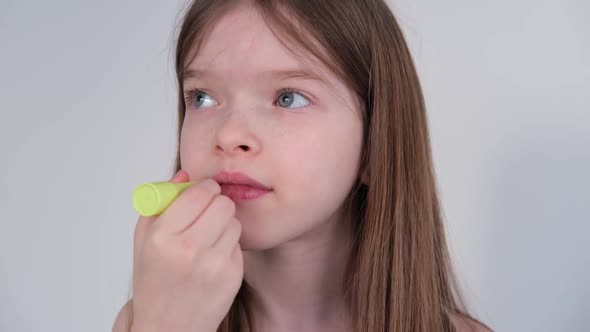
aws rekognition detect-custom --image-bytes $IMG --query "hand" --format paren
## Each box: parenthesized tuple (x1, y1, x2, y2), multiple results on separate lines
(129, 170, 243, 332)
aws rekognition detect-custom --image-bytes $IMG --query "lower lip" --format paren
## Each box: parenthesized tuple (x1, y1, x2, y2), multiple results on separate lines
(220, 184, 271, 201)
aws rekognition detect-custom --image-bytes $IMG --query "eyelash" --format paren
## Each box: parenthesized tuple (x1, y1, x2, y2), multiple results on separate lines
(182, 87, 311, 108)
(182, 88, 202, 106)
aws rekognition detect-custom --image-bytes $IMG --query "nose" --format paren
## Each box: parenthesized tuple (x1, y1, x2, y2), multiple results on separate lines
(215, 112, 261, 157)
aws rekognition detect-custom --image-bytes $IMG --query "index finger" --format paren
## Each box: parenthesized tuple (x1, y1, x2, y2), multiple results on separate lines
(133, 170, 189, 260)
(152, 178, 221, 235)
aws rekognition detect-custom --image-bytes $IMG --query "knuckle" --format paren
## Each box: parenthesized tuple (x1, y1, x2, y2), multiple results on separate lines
(145, 231, 166, 251)
(178, 236, 196, 253)
(177, 236, 202, 258)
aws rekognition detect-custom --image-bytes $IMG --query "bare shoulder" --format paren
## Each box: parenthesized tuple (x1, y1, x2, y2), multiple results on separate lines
(449, 313, 493, 332)
(112, 300, 133, 332)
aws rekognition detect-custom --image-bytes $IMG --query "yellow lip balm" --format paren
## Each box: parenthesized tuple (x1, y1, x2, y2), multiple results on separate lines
(133, 181, 193, 216)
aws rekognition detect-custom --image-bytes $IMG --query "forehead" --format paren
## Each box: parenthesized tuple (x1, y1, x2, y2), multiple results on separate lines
(186, 4, 328, 82)
(183, 3, 361, 113)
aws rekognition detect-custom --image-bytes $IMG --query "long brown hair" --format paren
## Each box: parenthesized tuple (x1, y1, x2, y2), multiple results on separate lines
(169, 0, 490, 331)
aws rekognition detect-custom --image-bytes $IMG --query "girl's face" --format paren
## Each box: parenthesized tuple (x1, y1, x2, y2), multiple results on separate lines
(180, 3, 363, 250)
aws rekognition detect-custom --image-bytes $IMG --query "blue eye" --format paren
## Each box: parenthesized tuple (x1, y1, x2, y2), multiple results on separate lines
(183, 88, 311, 110)
(276, 88, 310, 109)
(184, 89, 217, 109)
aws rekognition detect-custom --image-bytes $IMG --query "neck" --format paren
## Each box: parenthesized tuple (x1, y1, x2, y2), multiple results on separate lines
(242, 213, 353, 332)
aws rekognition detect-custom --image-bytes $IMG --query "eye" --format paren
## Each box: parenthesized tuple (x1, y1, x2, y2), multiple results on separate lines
(183, 88, 311, 110)
(276, 88, 310, 109)
(183, 89, 218, 109)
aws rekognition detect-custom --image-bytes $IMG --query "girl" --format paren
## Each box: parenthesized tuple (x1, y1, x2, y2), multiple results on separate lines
(114, 0, 492, 331)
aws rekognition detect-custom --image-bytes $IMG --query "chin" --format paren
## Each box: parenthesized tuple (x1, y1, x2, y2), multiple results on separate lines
(238, 226, 291, 251)
(238, 234, 276, 251)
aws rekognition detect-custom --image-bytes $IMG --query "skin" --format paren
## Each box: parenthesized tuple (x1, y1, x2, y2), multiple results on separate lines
(179, 1, 364, 331)
(113, 1, 492, 331)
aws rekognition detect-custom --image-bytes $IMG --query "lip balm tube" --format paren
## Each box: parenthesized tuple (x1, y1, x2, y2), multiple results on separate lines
(133, 181, 193, 217)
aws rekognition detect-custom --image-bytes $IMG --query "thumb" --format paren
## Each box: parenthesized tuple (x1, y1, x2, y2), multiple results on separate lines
(170, 169, 190, 183)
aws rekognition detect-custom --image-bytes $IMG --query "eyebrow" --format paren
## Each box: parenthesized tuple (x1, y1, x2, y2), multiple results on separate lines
(182, 68, 331, 87)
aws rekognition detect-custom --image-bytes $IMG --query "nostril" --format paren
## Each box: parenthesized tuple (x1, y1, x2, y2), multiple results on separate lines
(239, 145, 250, 151)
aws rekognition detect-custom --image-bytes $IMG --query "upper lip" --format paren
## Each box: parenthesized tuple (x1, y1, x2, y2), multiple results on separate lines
(213, 171, 272, 190)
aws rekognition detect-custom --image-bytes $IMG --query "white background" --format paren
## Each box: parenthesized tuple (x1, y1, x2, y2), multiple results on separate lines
(1, 0, 588, 331)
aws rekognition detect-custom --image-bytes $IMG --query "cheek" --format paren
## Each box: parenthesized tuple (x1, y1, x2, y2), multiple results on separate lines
(179, 119, 213, 168)
(279, 120, 363, 203)
(179, 125, 194, 166)
(278, 131, 325, 187)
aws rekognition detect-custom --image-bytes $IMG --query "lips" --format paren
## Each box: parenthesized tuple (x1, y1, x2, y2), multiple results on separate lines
(213, 171, 272, 201)
(212, 171, 270, 189)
